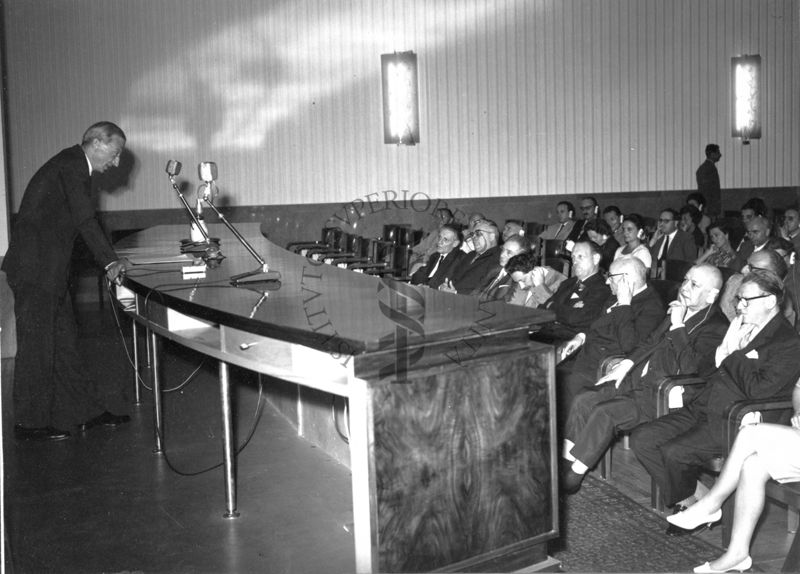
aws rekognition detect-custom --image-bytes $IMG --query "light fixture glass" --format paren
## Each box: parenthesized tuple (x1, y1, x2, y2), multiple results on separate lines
(731, 55, 761, 143)
(381, 52, 419, 145)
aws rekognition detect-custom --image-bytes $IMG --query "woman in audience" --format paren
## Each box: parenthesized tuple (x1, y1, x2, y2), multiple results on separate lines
(696, 221, 742, 272)
(667, 382, 800, 573)
(613, 213, 652, 272)
(680, 204, 706, 250)
(584, 218, 619, 271)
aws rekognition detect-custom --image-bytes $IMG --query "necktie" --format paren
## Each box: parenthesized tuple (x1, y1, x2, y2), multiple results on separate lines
(555, 223, 565, 238)
(428, 253, 445, 278)
(659, 235, 670, 262)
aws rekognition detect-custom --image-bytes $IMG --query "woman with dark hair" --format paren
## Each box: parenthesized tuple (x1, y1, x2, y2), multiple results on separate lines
(696, 221, 742, 272)
(584, 218, 619, 271)
(613, 213, 652, 272)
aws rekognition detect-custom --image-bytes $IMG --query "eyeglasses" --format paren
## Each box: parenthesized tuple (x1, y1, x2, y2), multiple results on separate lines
(606, 272, 627, 281)
(658, 218, 674, 223)
(734, 293, 773, 307)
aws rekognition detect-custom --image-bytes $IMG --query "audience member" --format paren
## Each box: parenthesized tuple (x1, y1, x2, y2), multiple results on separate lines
(737, 215, 771, 261)
(501, 219, 525, 243)
(440, 220, 501, 294)
(459, 212, 486, 254)
(603, 206, 625, 247)
(408, 208, 454, 274)
(566, 197, 599, 244)
(696, 221, 743, 272)
(740, 197, 767, 224)
(539, 201, 576, 242)
(614, 213, 652, 271)
(667, 381, 800, 573)
(555, 257, 664, 421)
(649, 208, 699, 276)
(409, 224, 464, 289)
(780, 207, 800, 255)
(584, 219, 620, 272)
(476, 234, 529, 302)
(561, 264, 727, 494)
(507, 251, 567, 308)
(719, 249, 789, 322)
(680, 204, 705, 250)
(535, 241, 611, 343)
(696, 144, 721, 195)
(631, 270, 800, 514)
(686, 192, 712, 237)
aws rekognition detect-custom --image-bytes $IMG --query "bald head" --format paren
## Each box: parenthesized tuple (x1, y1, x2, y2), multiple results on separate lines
(609, 257, 647, 290)
(678, 264, 723, 311)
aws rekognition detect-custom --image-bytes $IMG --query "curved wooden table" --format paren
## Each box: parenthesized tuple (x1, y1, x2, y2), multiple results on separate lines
(115, 223, 559, 573)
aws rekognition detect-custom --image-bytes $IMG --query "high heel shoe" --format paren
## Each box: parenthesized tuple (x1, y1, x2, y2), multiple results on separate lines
(693, 555, 752, 573)
(666, 507, 722, 531)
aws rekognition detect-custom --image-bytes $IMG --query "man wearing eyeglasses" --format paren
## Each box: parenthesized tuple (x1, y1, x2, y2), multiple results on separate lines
(555, 256, 664, 425)
(649, 208, 699, 277)
(631, 270, 800, 515)
(439, 220, 501, 294)
(561, 264, 728, 495)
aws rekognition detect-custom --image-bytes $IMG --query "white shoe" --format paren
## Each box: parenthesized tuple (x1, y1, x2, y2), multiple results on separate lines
(693, 556, 752, 573)
(666, 507, 722, 531)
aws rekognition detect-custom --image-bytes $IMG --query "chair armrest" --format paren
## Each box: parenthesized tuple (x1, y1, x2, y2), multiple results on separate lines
(724, 397, 793, 452)
(597, 354, 625, 379)
(655, 375, 704, 417)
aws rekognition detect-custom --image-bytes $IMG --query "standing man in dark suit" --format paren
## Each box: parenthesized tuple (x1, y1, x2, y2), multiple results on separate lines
(649, 208, 699, 277)
(695, 143, 721, 195)
(631, 270, 800, 511)
(439, 220, 501, 295)
(555, 257, 665, 421)
(3, 122, 132, 441)
(409, 224, 464, 289)
(561, 264, 728, 493)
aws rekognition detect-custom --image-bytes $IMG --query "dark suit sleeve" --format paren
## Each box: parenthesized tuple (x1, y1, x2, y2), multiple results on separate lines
(545, 280, 610, 333)
(606, 294, 664, 355)
(721, 332, 800, 399)
(660, 318, 728, 378)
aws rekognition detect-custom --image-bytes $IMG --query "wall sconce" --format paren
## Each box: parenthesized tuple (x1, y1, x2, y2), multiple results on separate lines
(731, 55, 761, 144)
(381, 51, 419, 145)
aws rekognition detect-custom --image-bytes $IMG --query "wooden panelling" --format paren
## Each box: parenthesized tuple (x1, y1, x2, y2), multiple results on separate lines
(2, 0, 798, 213)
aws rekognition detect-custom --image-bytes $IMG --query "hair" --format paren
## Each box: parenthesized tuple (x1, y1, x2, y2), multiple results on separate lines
(81, 121, 126, 146)
(741, 197, 767, 217)
(705, 143, 720, 157)
(741, 269, 785, 305)
(505, 251, 538, 275)
(686, 192, 706, 210)
(439, 224, 461, 240)
(584, 218, 613, 237)
(557, 200, 575, 214)
(748, 248, 788, 280)
(582, 196, 599, 208)
(610, 256, 647, 285)
(679, 204, 702, 225)
(502, 234, 530, 252)
(624, 213, 645, 231)
(692, 263, 724, 291)
(505, 218, 525, 227)
(602, 205, 622, 218)
(707, 220, 731, 241)
(435, 208, 454, 220)
(660, 208, 680, 221)
(574, 239, 603, 259)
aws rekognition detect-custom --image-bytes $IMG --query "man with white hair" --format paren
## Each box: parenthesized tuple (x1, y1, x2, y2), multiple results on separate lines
(556, 257, 664, 422)
(561, 264, 728, 494)
(440, 220, 501, 294)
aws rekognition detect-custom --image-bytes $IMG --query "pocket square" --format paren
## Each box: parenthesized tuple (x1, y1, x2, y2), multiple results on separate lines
(745, 349, 759, 359)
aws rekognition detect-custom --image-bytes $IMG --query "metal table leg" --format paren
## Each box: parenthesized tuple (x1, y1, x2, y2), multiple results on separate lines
(219, 361, 239, 519)
(132, 321, 141, 405)
(150, 330, 164, 454)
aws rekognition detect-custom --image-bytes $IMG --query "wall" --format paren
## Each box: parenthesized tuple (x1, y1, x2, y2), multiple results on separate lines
(2, 0, 799, 216)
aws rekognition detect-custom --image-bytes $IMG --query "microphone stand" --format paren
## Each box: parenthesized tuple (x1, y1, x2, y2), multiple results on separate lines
(169, 174, 211, 243)
(201, 196, 279, 285)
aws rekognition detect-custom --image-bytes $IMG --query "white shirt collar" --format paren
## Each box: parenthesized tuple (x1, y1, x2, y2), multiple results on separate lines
(84, 151, 93, 176)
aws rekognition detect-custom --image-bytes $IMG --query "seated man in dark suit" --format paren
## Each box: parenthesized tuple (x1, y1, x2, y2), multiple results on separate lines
(439, 220, 501, 295)
(533, 240, 611, 344)
(556, 256, 665, 422)
(476, 235, 529, 302)
(561, 264, 728, 494)
(409, 224, 464, 289)
(631, 270, 800, 515)
(649, 208, 699, 277)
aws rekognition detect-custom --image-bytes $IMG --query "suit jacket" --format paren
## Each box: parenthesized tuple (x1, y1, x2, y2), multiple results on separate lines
(539, 220, 575, 241)
(449, 245, 502, 294)
(2, 145, 116, 292)
(696, 159, 720, 193)
(570, 285, 666, 379)
(410, 249, 464, 289)
(540, 273, 611, 339)
(566, 219, 591, 243)
(476, 268, 514, 302)
(649, 229, 698, 264)
(689, 314, 800, 442)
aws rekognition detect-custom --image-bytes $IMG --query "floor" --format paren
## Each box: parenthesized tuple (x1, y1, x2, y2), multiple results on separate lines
(2, 293, 796, 573)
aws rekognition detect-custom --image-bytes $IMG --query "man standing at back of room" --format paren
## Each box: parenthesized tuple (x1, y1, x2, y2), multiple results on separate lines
(696, 143, 721, 196)
(3, 121, 132, 441)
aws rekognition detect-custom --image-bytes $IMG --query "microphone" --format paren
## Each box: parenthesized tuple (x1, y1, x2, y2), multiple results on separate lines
(165, 159, 182, 177)
(199, 161, 217, 183)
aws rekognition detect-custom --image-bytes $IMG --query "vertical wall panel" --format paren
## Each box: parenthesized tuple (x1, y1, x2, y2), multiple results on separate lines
(2, 0, 798, 213)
